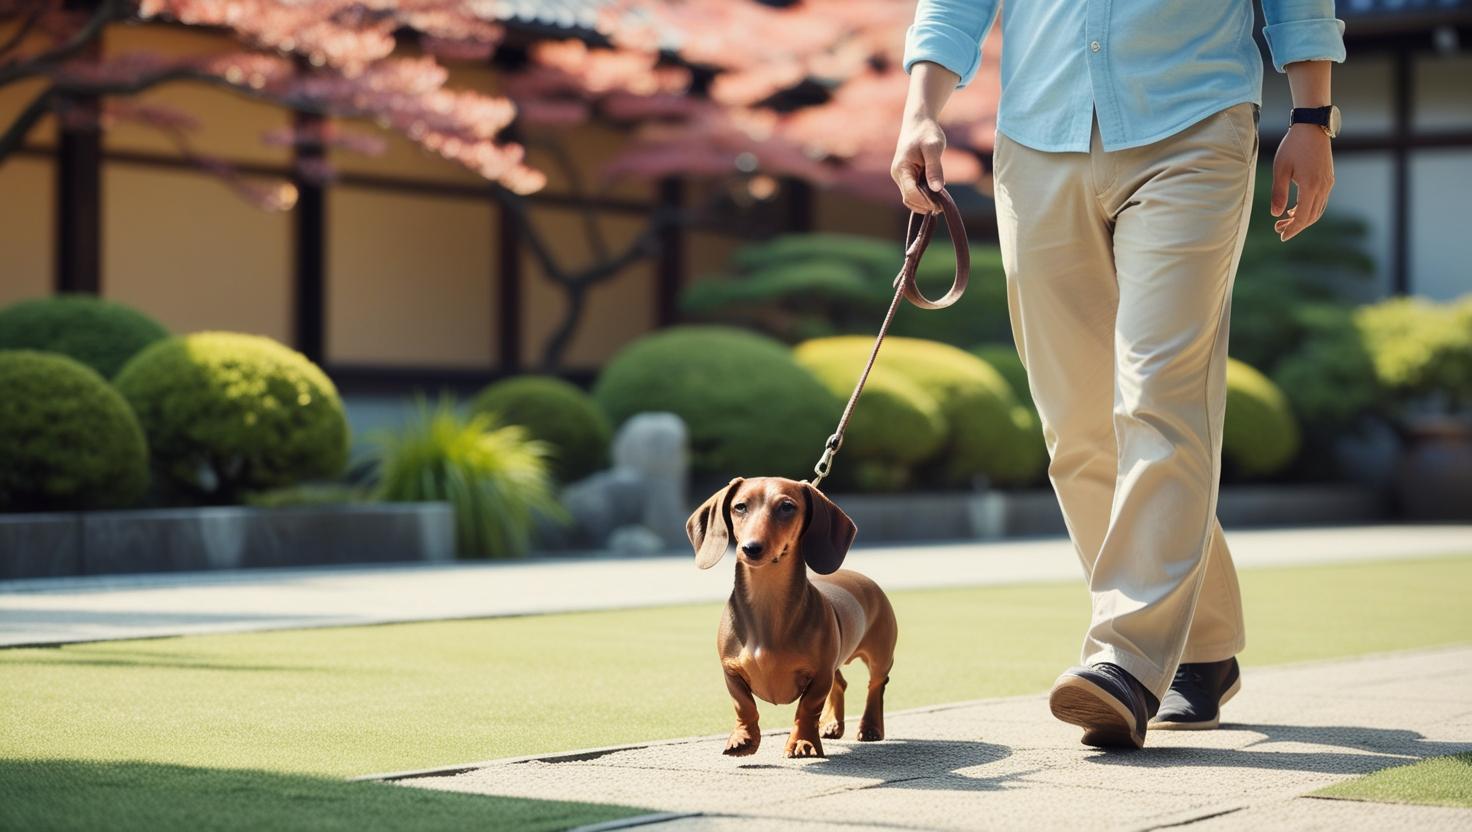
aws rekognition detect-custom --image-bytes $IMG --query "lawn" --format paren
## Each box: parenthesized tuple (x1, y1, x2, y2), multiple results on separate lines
(1313, 752, 1472, 808)
(2, 555, 1470, 830)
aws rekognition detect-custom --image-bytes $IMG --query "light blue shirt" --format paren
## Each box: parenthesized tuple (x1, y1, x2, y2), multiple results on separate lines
(903, 0, 1347, 152)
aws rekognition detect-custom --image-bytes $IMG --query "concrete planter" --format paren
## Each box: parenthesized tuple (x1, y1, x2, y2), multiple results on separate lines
(830, 484, 1388, 544)
(0, 503, 455, 581)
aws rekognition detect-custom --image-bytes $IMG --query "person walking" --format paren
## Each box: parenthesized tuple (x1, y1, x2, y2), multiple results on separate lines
(893, 0, 1344, 748)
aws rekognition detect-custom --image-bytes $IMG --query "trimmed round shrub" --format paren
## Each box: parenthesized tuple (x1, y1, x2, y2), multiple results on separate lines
(1271, 304, 1381, 434)
(471, 375, 612, 483)
(796, 336, 1044, 487)
(1223, 358, 1301, 477)
(970, 343, 1033, 403)
(114, 332, 349, 502)
(592, 326, 838, 480)
(0, 350, 148, 511)
(1355, 296, 1472, 412)
(0, 295, 169, 379)
(794, 343, 947, 492)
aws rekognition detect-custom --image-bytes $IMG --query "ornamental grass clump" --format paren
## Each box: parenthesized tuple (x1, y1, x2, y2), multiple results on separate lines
(372, 398, 565, 558)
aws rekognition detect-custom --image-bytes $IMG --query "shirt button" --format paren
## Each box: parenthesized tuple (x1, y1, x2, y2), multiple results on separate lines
(1090, 40, 1101, 53)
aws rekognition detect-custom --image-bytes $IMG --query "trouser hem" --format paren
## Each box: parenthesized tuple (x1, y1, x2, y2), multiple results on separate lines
(1082, 645, 1170, 701)
(1180, 638, 1246, 665)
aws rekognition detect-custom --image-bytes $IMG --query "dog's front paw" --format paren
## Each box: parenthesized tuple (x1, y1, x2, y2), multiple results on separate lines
(724, 726, 760, 756)
(820, 720, 844, 739)
(784, 735, 825, 758)
(856, 720, 884, 742)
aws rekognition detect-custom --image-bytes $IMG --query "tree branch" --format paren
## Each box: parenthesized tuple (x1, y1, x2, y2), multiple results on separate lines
(0, 84, 53, 163)
(524, 135, 610, 261)
(0, 5, 45, 65)
(0, 0, 124, 89)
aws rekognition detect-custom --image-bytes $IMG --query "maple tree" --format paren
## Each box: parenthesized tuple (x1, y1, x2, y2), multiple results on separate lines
(0, 0, 1000, 366)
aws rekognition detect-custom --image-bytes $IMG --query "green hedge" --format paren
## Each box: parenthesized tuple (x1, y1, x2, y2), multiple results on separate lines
(0, 351, 148, 511)
(471, 376, 611, 483)
(1223, 358, 1300, 477)
(0, 295, 168, 378)
(1271, 304, 1381, 434)
(114, 332, 349, 502)
(592, 326, 837, 480)
(793, 343, 947, 491)
(1355, 296, 1472, 411)
(796, 336, 1045, 487)
(683, 233, 1014, 347)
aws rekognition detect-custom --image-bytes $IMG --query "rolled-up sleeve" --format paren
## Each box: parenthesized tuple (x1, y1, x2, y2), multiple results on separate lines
(1261, 0, 1347, 72)
(902, 0, 999, 89)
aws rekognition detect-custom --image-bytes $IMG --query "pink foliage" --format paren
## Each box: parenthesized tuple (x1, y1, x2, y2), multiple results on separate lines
(3, 0, 1001, 201)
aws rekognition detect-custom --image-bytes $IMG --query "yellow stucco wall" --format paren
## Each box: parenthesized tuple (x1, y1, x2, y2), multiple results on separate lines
(327, 187, 498, 367)
(102, 164, 292, 341)
(0, 156, 54, 306)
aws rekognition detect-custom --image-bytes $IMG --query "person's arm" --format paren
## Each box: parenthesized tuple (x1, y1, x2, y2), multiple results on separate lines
(1260, 0, 1347, 241)
(892, 0, 999, 214)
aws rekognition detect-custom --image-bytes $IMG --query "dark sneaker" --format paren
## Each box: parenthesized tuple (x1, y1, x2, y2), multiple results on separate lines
(1049, 663, 1160, 749)
(1151, 657, 1242, 731)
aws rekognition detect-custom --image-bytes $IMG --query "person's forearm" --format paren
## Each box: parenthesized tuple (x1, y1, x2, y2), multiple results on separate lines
(904, 61, 961, 122)
(1284, 60, 1332, 108)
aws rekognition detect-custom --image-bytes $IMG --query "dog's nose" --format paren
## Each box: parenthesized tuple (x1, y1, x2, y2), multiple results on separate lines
(740, 541, 765, 558)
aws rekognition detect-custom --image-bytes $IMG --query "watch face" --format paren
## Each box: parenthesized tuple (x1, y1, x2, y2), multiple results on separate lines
(1328, 106, 1342, 138)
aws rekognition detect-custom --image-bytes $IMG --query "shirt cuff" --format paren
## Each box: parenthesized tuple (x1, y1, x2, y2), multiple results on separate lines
(903, 21, 984, 88)
(1262, 18, 1347, 72)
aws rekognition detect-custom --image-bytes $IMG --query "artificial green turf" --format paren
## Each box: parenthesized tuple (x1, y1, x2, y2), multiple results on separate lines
(0, 760, 649, 832)
(1313, 753, 1472, 808)
(2, 555, 1469, 830)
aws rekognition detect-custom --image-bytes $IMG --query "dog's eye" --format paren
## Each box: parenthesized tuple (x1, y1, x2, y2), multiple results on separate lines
(778, 501, 797, 514)
(732, 502, 747, 513)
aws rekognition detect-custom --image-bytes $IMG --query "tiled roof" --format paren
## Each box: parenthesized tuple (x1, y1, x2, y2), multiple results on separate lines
(1337, 0, 1470, 16)
(489, 0, 612, 32)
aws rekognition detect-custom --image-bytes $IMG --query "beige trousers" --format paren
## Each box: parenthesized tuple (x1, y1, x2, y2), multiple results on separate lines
(993, 103, 1256, 698)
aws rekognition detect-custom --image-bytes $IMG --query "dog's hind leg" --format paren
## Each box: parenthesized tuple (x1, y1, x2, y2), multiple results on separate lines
(820, 668, 847, 739)
(857, 656, 891, 742)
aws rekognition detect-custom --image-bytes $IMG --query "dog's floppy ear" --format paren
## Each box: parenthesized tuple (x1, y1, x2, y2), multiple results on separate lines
(688, 478, 742, 569)
(800, 483, 857, 575)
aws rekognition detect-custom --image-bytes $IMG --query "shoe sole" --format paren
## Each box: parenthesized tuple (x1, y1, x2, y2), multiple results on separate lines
(1149, 674, 1243, 732)
(1049, 675, 1144, 749)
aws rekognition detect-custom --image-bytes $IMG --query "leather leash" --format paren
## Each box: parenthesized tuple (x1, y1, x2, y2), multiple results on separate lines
(809, 187, 970, 489)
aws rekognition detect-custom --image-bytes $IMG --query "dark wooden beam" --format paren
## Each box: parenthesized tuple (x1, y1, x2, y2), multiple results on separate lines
(1391, 45, 1413, 296)
(292, 110, 326, 362)
(656, 177, 684, 326)
(785, 178, 815, 234)
(54, 85, 102, 293)
(497, 201, 523, 373)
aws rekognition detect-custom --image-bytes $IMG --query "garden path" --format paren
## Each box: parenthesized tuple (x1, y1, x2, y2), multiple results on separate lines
(388, 645, 1472, 832)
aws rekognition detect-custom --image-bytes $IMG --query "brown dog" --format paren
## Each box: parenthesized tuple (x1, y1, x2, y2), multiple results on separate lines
(687, 476, 898, 758)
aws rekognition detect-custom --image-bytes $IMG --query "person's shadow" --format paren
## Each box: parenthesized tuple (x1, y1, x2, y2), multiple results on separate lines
(1082, 723, 1472, 775)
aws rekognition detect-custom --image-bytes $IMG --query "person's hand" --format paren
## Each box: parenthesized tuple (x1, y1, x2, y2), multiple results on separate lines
(1271, 124, 1335, 242)
(891, 112, 947, 215)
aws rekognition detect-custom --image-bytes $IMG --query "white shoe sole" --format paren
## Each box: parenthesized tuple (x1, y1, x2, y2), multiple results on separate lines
(1149, 674, 1242, 731)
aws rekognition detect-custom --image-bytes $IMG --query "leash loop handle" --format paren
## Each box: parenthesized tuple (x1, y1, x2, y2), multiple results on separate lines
(808, 186, 969, 490)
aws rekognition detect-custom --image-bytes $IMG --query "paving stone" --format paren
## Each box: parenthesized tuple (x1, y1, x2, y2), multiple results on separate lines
(396, 647, 1472, 832)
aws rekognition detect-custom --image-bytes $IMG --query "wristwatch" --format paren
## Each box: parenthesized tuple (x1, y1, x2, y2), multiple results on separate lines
(1290, 105, 1341, 139)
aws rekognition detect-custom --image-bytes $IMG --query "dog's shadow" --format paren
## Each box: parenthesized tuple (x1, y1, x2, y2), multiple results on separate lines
(736, 738, 1029, 792)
